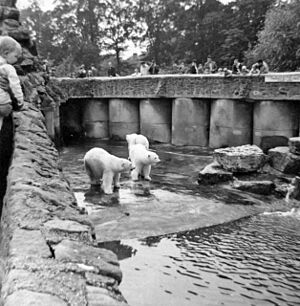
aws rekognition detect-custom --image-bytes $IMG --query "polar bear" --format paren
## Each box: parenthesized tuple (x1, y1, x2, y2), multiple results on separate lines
(126, 133, 149, 161)
(129, 144, 160, 181)
(84, 147, 132, 194)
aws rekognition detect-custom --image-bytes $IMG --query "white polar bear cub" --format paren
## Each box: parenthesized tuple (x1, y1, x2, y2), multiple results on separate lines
(126, 133, 149, 161)
(84, 147, 132, 194)
(130, 144, 160, 181)
(126, 133, 149, 150)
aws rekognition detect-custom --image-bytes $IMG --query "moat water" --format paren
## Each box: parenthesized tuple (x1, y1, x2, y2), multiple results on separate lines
(60, 140, 300, 306)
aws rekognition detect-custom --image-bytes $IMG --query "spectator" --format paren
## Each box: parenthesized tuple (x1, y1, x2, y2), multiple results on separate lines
(91, 65, 97, 76)
(42, 59, 50, 74)
(189, 60, 198, 74)
(149, 59, 159, 75)
(241, 65, 250, 75)
(232, 59, 242, 74)
(250, 59, 269, 75)
(204, 55, 217, 74)
(131, 68, 141, 76)
(140, 61, 150, 76)
(77, 64, 86, 78)
(197, 63, 204, 74)
(107, 62, 117, 77)
(178, 62, 186, 74)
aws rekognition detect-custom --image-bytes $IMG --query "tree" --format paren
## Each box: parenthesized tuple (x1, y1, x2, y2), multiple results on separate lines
(245, 1, 300, 71)
(101, 0, 143, 69)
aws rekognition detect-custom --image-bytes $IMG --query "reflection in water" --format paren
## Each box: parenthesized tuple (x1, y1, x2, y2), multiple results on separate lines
(111, 213, 300, 306)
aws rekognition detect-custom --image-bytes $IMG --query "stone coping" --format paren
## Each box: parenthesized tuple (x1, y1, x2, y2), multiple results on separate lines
(50, 73, 300, 101)
(0, 105, 128, 305)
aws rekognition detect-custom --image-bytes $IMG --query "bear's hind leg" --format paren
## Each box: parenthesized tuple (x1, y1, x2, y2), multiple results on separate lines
(143, 165, 152, 181)
(101, 171, 114, 194)
(113, 173, 121, 188)
(85, 160, 101, 185)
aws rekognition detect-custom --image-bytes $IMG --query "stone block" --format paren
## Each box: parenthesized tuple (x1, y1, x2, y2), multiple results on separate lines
(109, 98, 139, 139)
(140, 98, 172, 143)
(86, 286, 127, 306)
(42, 219, 93, 244)
(214, 145, 266, 173)
(83, 99, 108, 138)
(268, 146, 300, 174)
(198, 162, 233, 185)
(289, 137, 300, 155)
(53, 239, 122, 283)
(233, 180, 275, 195)
(172, 98, 209, 146)
(9, 229, 51, 258)
(209, 99, 252, 149)
(253, 101, 299, 151)
(5, 289, 67, 306)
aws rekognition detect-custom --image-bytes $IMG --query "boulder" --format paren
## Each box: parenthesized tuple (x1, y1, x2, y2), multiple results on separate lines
(289, 137, 300, 155)
(198, 161, 233, 185)
(213, 145, 266, 173)
(268, 146, 300, 174)
(233, 179, 275, 195)
(0, 6, 19, 20)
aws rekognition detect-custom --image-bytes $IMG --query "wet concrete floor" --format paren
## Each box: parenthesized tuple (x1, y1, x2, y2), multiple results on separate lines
(59, 139, 293, 242)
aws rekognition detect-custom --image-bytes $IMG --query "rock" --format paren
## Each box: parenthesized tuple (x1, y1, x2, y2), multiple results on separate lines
(86, 286, 128, 306)
(213, 145, 266, 173)
(268, 146, 300, 174)
(0, 6, 19, 20)
(42, 219, 93, 244)
(10, 229, 51, 258)
(198, 162, 233, 185)
(289, 137, 300, 155)
(5, 290, 67, 306)
(233, 179, 275, 195)
(53, 239, 122, 283)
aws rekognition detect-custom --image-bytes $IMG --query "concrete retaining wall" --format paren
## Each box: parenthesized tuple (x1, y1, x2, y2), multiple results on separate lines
(51, 75, 300, 149)
(0, 105, 128, 306)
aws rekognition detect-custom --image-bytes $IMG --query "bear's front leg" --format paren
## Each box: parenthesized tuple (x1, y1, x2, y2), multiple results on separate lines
(143, 165, 152, 181)
(131, 165, 140, 181)
(101, 171, 114, 194)
(113, 172, 121, 188)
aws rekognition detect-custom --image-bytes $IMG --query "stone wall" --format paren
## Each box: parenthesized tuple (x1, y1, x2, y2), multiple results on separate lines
(0, 106, 128, 305)
(50, 74, 300, 101)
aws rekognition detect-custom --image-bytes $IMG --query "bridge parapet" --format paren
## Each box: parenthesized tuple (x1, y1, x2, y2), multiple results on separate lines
(50, 73, 300, 101)
(50, 74, 300, 151)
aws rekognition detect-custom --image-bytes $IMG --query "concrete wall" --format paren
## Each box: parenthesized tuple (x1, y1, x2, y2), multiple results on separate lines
(0, 105, 128, 306)
(51, 75, 300, 149)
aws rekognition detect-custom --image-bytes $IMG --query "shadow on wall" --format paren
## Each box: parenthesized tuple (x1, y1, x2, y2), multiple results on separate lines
(0, 115, 13, 216)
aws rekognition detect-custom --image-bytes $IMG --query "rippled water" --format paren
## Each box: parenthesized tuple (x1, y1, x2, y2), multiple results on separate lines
(100, 212, 300, 306)
(60, 140, 300, 306)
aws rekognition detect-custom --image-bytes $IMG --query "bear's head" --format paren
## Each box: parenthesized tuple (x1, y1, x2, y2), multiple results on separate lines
(147, 152, 160, 165)
(120, 158, 134, 172)
(126, 133, 138, 146)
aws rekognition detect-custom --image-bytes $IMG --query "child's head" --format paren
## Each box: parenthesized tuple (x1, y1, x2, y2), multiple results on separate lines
(0, 36, 22, 64)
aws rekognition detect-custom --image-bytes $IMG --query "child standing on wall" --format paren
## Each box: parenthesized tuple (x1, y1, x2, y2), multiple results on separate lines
(0, 36, 25, 130)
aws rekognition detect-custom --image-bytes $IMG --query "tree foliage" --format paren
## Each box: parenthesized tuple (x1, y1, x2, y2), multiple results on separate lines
(19, 0, 298, 75)
(245, 0, 300, 71)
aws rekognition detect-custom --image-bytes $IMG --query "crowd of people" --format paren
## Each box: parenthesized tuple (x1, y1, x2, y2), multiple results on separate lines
(74, 55, 269, 78)
(176, 56, 269, 76)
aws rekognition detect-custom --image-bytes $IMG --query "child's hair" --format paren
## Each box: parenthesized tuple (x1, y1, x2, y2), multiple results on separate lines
(0, 36, 21, 56)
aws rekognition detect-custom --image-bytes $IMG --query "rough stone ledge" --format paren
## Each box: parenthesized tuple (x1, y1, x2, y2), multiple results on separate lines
(50, 74, 300, 101)
(0, 105, 128, 305)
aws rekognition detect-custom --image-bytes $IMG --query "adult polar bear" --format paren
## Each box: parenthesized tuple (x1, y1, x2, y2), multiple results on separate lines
(84, 148, 132, 194)
(129, 144, 160, 181)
